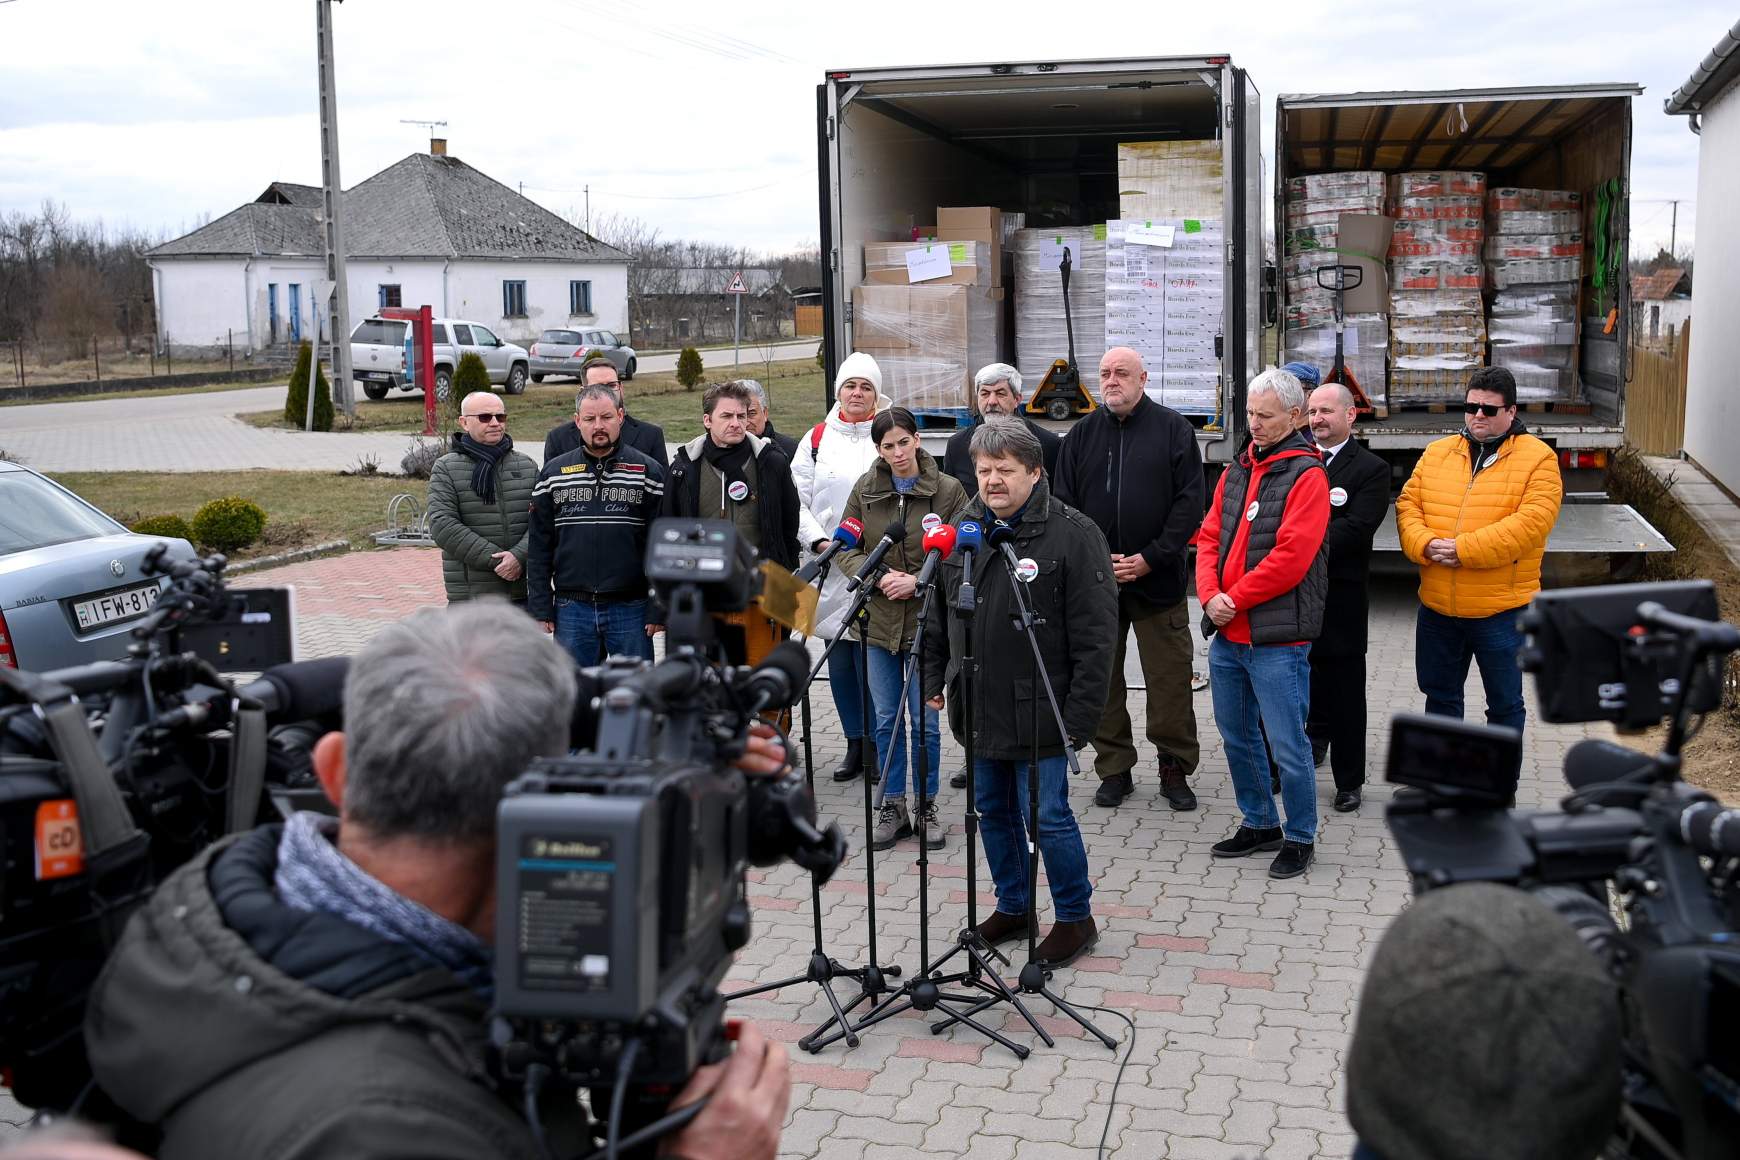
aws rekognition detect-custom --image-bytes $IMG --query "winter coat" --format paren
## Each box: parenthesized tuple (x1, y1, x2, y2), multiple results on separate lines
(664, 433, 802, 571)
(761, 420, 800, 465)
(920, 480, 1120, 760)
(426, 441, 538, 603)
(791, 394, 894, 638)
(525, 443, 666, 621)
(941, 415, 1061, 499)
(1052, 393, 1205, 617)
(544, 413, 669, 472)
(1314, 438, 1392, 657)
(1195, 432, 1330, 646)
(835, 449, 969, 653)
(84, 828, 582, 1160)
(1394, 421, 1562, 618)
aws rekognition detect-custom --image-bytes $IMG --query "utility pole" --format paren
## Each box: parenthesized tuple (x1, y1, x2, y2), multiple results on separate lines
(1670, 199, 1680, 258)
(317, 0, 355, 420)
(585, 184, 590, 235)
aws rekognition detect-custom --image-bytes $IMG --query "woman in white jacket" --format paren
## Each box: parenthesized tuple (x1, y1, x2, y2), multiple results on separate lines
(793, 352, 890, 782)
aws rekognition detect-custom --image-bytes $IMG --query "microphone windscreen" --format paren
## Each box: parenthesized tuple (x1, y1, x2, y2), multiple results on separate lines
(956, 520, 984, 551)
(986, 519, 1016, 546)
(922, 523, 958, 557)
(255, 656, 350, 721)
(836, 517, 863, 547)
(884, 520, 908, 543)
(1564, 739, 1653, 790)
(761, 638, 812, 692)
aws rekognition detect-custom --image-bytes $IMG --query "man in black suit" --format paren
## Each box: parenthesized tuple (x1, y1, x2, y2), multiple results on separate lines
(1303, 382, 1391, 812)
(544, 357, 669, 471)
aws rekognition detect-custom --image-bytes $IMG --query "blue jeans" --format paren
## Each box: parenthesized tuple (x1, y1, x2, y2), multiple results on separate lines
(974, 755, 1093, 922)
(826, 638, 868, 740)
(554, 597, 647, 667)
(1209, 635, 1318, 844)
(867, 645, 939, 798)
(1415, 605, 1527, 733)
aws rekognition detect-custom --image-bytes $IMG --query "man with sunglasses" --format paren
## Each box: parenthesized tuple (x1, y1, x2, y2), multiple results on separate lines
(427, 392, 539, 605)
(1395, 367, 1562, 734)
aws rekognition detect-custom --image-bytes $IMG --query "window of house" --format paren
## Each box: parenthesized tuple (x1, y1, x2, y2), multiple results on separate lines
(570, 280, 592, 315)
(378, 284, 402, 309)
(503, 280, 528, 318)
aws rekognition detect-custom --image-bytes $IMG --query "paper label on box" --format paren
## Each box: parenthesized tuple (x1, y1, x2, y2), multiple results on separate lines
(905, 245, 953, 283)
(1038, 236, 1071, 271)
(947, 242, 969, 263)
(1127, 222, 1176, 248)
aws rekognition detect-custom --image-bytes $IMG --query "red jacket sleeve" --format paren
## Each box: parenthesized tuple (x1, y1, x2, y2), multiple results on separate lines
(1194, 473, 1228, 601)
(1226, 465, 1329, 610)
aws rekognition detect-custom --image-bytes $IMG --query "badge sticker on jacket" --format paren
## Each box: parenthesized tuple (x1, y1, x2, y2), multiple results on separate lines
(921, 512, 943, 531)
(1015, 557, 1039, 583)
(1329, 487, 1348, 507)
(727, 480, 750, 502)
(1482, 454, 1497, 471)
(1245, 500, 1260, 522)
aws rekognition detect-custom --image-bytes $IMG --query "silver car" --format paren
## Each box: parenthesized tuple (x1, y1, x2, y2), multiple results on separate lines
(528, 328, 637, 383)
(0, 462, 195, 672)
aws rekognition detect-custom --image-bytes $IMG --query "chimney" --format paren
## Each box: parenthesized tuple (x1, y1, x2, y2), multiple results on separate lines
(430, 137, 448, 157)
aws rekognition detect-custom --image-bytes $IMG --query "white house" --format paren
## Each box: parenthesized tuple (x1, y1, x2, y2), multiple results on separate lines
(1669, 20, 1740, 491)
(148, 144, 630, 358)
(1631, 267, 1693, 343)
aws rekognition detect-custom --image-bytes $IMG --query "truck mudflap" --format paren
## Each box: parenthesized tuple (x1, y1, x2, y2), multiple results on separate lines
(1372, 501, 1672, 555)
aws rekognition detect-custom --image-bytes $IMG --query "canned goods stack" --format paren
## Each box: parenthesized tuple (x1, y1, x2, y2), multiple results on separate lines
(1282, 172, 1387, 403)
(1386, 172, 1488, 405)
(1486, 188, 1584, 401)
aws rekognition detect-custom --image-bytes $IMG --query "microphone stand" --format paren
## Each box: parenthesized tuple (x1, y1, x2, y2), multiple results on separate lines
(723, 556, 900, 1050)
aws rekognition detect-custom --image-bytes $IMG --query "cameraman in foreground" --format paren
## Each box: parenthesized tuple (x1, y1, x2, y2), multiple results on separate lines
(82, 602, 789, 1160)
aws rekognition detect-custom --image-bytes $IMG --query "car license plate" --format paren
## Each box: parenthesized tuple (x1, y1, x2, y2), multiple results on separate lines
(367, 371, 393, 380)
(72, 583, 160, 631)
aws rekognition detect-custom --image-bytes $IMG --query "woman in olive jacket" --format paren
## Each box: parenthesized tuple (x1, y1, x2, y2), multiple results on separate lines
(836, 407, 968, 851)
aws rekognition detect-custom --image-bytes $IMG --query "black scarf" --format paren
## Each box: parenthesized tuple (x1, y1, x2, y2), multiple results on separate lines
(701, 437, 754, 499)
(454, 431, 514, 504)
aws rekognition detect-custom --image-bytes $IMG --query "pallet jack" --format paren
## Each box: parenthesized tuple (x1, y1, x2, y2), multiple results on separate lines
(1024, 245, 1098, 423)
(1314, 263, 1378, 419)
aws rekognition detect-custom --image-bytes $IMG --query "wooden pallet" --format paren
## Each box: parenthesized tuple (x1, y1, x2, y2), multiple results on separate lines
(1388, 401, 1455, 414)
(1519, 400, 1591, 414)
(911, 407, 971, 430)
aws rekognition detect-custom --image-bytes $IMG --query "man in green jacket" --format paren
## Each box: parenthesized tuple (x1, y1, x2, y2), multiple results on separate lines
(427, 392, 539, 604)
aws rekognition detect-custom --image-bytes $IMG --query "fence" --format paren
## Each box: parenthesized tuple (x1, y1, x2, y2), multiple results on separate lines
(794, 304, 823, 336)
(1627, 319, 1691, 457)
(2, 332, 250, 391)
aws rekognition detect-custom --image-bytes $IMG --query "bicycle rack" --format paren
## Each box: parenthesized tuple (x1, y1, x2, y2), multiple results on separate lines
(374, 493, 436, 546)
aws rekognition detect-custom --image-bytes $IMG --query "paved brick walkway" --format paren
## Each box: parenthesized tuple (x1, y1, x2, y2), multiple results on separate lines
(244, 548, 1607, 1158)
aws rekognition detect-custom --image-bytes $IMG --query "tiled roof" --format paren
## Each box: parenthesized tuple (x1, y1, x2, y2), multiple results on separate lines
(153, 155, 628, 263)
(256, 182, 325, 207)
(1632, 267, 1690, 302)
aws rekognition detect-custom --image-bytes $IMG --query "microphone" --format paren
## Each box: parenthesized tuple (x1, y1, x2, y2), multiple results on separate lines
(736, 638, 811, 713)
(795, 517, 863, 584)
(954, 520, 983, 613)
(846, 520, 908, 592)
(238, 657, 350, 723)
(987, 518, 1023, 571)
(912, 524, 957, 591)
(1564, 739, 1655, 790)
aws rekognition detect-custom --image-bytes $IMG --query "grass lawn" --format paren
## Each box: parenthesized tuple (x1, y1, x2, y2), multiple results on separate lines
(49, 471, 425, 561)
(242, 361, 829, 446)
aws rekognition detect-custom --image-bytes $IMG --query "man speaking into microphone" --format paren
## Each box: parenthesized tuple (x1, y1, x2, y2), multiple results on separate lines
(922, 419, 1118, 968)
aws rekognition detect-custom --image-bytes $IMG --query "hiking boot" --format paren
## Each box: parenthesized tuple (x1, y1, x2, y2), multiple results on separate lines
(1269, 840, 1314, 879)
(1211, 825, 1285, 858)
(832, 737, 863, 782)
(949, 765, 968, 789)
(1093, 771, 1134, 807)
(917, 800, 946, 850)
(871, 800, 911, 850)
(976, 910, 1035, 947)
(1033, 918, 1099, 969)
(1158, 758, 1197, 812)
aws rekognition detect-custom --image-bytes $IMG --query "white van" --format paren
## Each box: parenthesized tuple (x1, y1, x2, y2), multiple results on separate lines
(349, 316, 530, 400)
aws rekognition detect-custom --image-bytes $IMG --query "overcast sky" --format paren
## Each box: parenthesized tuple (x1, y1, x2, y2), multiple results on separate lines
(0, 0, 1725, 259)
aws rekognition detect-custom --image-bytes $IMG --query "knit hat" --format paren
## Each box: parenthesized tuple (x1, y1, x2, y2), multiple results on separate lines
(835, 351, 883, 394)
(1280, 360, 1322, 388)
(1346, 882, 1621, 1160)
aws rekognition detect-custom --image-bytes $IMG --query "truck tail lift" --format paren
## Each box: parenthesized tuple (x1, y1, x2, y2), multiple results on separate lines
(1024, 246, 1098, 424)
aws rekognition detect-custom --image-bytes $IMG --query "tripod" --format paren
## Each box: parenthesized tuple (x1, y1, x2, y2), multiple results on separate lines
(723, 558, 899, 1049)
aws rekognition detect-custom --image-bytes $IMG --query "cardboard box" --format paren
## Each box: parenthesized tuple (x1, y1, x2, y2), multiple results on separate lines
(851, 281, 1004, 411)
(937, 207, 1004, 286)
(862, 240, 992, 287)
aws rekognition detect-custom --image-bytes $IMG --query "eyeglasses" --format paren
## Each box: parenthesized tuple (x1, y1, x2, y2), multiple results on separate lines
(467, 413, 507, 424)
(1462, 402, 1507, 417)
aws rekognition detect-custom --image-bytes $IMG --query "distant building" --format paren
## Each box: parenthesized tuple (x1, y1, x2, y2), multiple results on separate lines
(636, 267, 792, 346)
(1631, 267, 1693, 341)
(148, 143, 630, 358)
(1667, 20, 1739, 491)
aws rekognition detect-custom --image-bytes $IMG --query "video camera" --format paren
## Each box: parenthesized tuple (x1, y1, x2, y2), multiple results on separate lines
(490, 519, 844, 1143)
(1383, 581, 1740, 1160)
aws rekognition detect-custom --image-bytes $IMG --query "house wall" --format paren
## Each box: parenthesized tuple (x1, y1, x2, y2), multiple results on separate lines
(155, 258, 328, 356)
(443, 262, 629, 342)
(1684, 79, 1740, 489)
(1640, 297, 1694, 340)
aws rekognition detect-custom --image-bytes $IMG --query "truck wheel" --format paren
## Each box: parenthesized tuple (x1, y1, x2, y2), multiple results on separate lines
(624, 357, 636, 381)
(505, 363, 528, 395)
(531, 373, 545, 384)
(433, 367, 453, 401)
(363, 382, 389, 401)
(1047, 398, 1074, 422)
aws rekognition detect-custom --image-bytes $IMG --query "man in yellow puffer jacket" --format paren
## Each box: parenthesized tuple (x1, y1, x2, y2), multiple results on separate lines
(1395, 368, 1562, 734)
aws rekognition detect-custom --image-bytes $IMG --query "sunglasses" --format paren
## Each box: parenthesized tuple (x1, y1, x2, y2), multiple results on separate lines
(1462, 402, 1508, 417)
(466, 412, 507, 424)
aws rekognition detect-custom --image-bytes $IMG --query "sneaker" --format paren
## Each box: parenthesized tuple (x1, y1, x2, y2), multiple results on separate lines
(1210, 825, 1284, 858)
(1093, 771, 1134, 807)
(832, 738, 863, 782)
(1269, 840, 1314, 879)
(1158, 757, 1197, 812)
(1033, 918, 1099, 969)
(949, 765, 968, 789)
(871, 800, 911, 850)
(975, 910, 1035, 947)
(917, 800, 946, 849)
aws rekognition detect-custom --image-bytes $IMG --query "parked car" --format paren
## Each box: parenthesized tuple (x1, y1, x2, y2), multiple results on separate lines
(0, 462, 196, 672)
(528, 328, 637, 383)
(349, 316, 531, 400)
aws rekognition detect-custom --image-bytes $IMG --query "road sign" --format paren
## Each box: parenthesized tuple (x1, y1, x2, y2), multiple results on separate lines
(726, 271, 748, 294)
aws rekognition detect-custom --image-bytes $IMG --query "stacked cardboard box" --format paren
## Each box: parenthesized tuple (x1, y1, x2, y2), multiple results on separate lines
(1012, 227, 1107, 400)
(853, 237, 1002, 412)
(1486, 189, 1583, 401)
(1118, 141, 1223, 220)
(1385, 172, 1488, 405)
(1103, 218, 1223, 415)
(1281, 172, 1388, 403)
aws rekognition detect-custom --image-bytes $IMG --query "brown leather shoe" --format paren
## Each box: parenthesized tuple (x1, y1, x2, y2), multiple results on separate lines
(975, 910, 1035, 947)
(1033, 917, 1098, 969)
